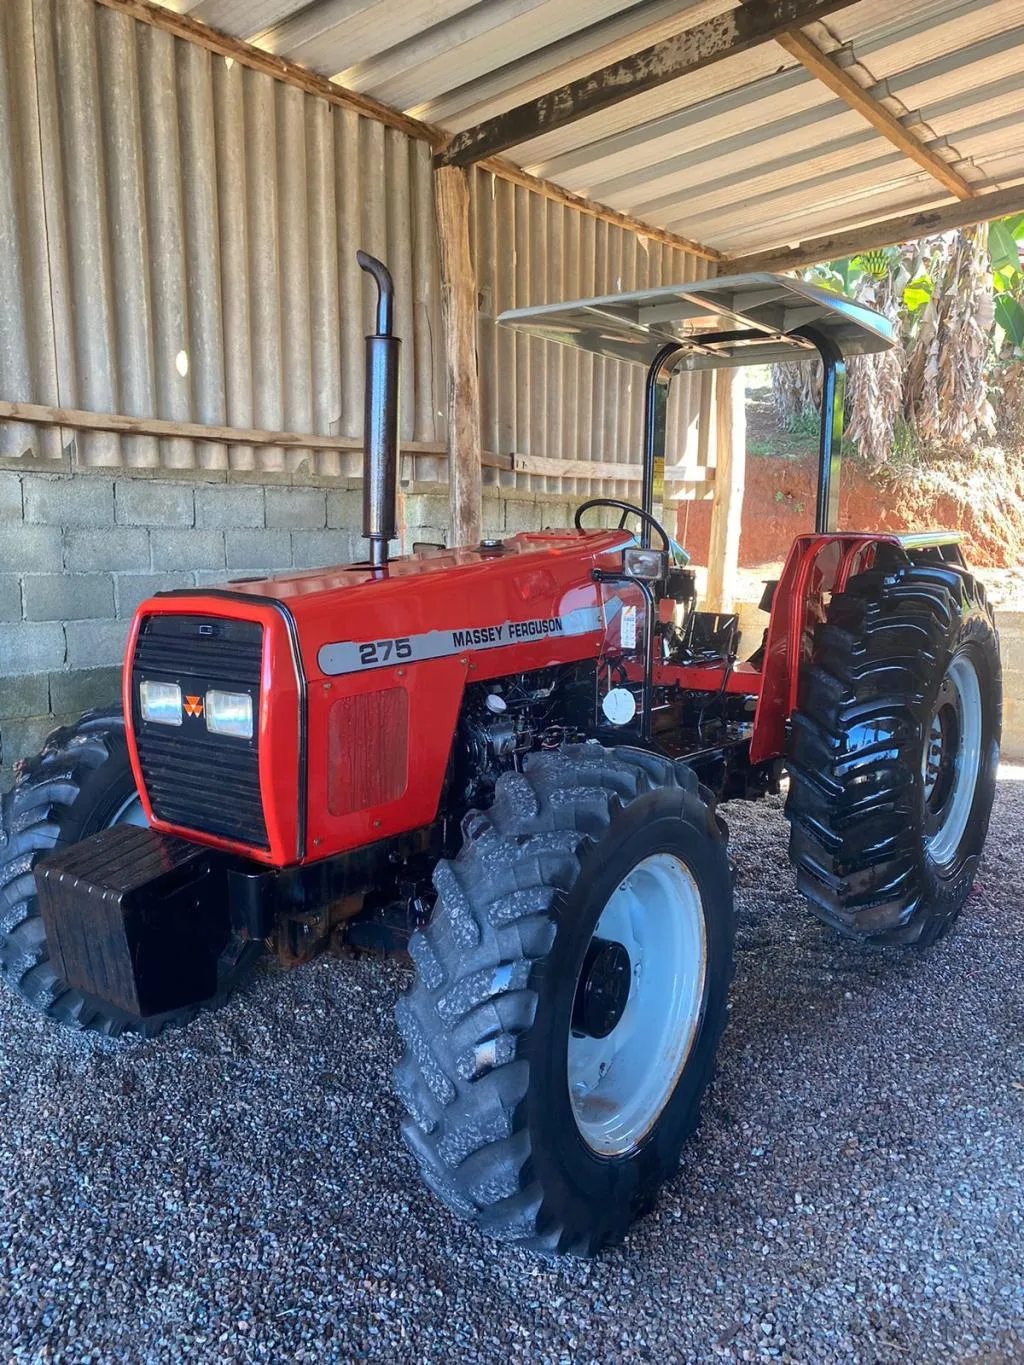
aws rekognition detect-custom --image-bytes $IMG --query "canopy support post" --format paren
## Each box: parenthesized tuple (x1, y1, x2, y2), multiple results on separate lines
(641, 343, 684, 548)
(796, 325, 846, 534)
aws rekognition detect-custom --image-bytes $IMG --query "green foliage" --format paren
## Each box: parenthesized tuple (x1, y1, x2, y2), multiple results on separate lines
(902, 275, 934, 313)
(988, 219, 1023, 279)
(989, 216, 1024, 359)
(787, 406, 823, 437)
(778, 219, 1024, 466)
(995, 294, 1024, 348)
(891, 418, 919, 467)
(826, 217, 1024, 370)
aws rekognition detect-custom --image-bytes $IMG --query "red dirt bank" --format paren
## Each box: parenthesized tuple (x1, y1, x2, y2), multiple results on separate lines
(677, 449, 1024, 570)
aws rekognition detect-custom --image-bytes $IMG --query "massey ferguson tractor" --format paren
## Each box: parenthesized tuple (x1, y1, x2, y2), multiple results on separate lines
(0, 254, 1001, 1255)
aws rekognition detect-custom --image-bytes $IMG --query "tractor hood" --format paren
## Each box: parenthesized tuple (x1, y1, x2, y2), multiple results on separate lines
(124, 528, 634, 867)
(200, 528, 633, 684)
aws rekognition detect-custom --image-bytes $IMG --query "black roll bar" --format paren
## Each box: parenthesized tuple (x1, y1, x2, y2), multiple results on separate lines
(639, 327, 847, 540)
(641, 342, 687, 548)
(794, 325, 846, 535)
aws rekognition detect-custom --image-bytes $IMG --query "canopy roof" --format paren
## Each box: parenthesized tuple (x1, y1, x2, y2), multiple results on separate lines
(497, 272, 894, 370)
(151, 0, 1024, 265)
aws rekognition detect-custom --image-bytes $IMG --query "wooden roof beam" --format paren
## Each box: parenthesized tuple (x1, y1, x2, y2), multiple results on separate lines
(436, 0, 863, 169)
(773, 28, 977, 200)
(725, 182, 1024, 274)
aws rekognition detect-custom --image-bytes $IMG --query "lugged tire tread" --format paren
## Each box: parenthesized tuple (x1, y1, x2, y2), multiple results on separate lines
(785, 561, 998, 944)
(392, 743, 724, 1255)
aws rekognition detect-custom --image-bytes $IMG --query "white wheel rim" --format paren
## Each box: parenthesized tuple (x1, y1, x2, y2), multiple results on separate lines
(567, 852, 707, 1157)
(923, 651, 983, 870)
(110, 792, 148, 828)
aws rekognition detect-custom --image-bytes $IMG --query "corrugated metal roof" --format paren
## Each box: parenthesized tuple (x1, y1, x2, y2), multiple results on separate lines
(157, 0, 1024, 257)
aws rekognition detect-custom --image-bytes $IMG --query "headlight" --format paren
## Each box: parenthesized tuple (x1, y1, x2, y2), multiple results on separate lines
(623, 546, 668, 580)
(205, 689, 254, 740)
(139, 680, 182, 726)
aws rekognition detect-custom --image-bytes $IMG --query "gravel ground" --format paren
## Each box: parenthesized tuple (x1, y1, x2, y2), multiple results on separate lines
(1, 778, 1022, 1364)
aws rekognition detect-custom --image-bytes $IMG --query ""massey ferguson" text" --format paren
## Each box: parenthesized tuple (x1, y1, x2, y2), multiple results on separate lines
(451, 617, 563, 649)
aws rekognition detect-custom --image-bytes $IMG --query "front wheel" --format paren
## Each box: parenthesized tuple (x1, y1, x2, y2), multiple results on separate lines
(786, 558, 1001, 945)
(393, 744, 733, 1255)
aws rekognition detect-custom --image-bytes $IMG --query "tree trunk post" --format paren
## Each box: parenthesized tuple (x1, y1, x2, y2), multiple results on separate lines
(434, 164, 481, 550)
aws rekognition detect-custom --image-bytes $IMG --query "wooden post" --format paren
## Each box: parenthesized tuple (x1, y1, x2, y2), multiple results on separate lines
(694, 369, 715, 473)
(705, 368, 746, 614)
(434, 164, 482, 550)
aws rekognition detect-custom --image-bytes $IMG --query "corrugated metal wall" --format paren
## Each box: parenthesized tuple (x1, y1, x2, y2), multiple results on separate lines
(470, 170, 711, 495)
(0, 0, 706, 493)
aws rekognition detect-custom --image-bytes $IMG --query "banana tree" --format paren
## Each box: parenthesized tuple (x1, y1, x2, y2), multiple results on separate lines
(988, 215, 1024, 353)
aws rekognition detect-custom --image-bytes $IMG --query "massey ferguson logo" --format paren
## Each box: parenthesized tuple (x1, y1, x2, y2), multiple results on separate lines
(183, 695, 204, 718)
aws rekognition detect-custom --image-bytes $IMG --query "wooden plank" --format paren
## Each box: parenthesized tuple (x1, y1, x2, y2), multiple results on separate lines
(774, 29, 975, 201)
(0, 399, 446, 453)
(0, 399, 715, 488)
(436, 0, 861, 169)
(705, 369, 746, 614)
(92, 0, 438, 145)
(434, 164, 483, 550)
(511, 451, 715, 482)
(725, 183, 1024, 274)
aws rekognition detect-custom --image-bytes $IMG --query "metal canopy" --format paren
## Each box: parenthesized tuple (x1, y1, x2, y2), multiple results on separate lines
(496, 272, 894, 370)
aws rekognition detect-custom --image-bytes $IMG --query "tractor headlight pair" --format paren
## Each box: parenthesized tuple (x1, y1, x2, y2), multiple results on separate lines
(139, 681, 254, 739)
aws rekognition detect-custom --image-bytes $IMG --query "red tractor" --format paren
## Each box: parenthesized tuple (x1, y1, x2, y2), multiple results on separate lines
(0, 254, 1001, 1255)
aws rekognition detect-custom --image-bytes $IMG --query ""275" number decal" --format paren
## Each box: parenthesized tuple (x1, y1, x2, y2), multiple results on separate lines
(357, 637, 413, 666)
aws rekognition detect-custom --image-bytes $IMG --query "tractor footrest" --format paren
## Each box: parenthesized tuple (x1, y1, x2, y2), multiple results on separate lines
(36, 825, 230, 1017)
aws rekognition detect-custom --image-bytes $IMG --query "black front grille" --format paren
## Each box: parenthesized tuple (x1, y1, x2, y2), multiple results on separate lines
(132, 615, 268, 849)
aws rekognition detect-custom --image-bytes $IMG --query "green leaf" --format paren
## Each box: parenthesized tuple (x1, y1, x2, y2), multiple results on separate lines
(988, 219, 1022, 276)
(902, 275, 934, 313)
(994, 293, 1024, 347)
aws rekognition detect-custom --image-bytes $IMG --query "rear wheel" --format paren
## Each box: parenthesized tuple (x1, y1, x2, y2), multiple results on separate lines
(0, 709, 262, 1035)
(393, 743, 733, 1255)
(785, 558, 1001, 944)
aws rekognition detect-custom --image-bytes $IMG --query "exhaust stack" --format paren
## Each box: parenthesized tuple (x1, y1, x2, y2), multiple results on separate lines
(357, 250, 400, 570)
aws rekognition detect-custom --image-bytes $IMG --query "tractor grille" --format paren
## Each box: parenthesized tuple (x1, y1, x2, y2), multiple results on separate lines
(131, 615, 268, 849)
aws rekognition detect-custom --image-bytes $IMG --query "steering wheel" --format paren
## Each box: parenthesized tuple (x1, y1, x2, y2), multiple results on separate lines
(574, 498, 670, 551)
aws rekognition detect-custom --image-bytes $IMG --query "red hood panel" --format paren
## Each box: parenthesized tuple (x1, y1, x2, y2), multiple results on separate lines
(222, 530, 627, 601)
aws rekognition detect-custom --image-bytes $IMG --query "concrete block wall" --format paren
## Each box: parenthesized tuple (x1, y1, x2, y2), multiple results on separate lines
(0, 469, 580, 788)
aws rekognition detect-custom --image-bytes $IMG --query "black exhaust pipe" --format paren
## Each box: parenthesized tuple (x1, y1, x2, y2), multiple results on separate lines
(357, 250, 400, 570)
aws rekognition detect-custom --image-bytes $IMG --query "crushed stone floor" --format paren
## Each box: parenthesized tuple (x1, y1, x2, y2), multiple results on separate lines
(1, 777, 1022, 1363)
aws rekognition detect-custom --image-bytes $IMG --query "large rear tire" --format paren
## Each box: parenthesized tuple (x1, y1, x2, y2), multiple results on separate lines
(785, 558, 1001, 945)
(393, 743, 733, 1255)
(0, 709, 262, 1036)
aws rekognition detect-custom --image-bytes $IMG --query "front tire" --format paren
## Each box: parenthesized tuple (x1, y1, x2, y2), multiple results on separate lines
(0, 709, 262, 1036)
(785, 557, 1001, 945)
(393, 744, 733, 1255)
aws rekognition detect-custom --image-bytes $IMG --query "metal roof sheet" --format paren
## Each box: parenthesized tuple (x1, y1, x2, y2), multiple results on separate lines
(161, 0, 1024, 257)
(497, 272, 895, 369)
